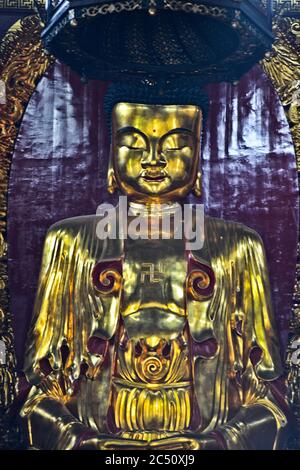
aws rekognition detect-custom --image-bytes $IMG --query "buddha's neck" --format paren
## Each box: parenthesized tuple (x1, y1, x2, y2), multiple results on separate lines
(128, 200, 181, 216)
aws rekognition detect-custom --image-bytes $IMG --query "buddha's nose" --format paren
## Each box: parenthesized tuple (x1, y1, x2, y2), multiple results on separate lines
(141, 144, 166, 169)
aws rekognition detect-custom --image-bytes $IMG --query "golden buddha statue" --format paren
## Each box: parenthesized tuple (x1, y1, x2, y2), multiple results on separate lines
(20, 85, 290, 450)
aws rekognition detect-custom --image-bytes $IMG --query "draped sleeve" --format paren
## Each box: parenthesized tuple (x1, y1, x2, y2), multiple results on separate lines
(24, 215, 123, 386)
(192, 217, 289, 447)
(238, 225, 283, 381)
(216, 222, 289, 449)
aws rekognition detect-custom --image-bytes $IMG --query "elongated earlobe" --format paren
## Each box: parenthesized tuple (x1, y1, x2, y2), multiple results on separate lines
(192, 171, 202, 197)
(107, 167, 118, 194)
(107, 147, 118, 194)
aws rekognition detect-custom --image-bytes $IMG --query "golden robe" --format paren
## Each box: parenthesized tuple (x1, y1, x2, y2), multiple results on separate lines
(20, 214, 290, 450)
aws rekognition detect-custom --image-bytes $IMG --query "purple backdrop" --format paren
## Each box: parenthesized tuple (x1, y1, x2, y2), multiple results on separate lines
(7, 62, 299, 368)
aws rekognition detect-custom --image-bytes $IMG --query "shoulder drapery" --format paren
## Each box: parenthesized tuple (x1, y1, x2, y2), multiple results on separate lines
(24, 215, 123, 387)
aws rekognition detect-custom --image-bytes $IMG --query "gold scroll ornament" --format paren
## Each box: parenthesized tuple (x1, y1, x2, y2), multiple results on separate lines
(0, 16, 53, 416)
(262, 14, 300, 447)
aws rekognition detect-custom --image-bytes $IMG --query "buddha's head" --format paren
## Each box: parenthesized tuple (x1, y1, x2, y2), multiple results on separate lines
(105, 83, 208, 203)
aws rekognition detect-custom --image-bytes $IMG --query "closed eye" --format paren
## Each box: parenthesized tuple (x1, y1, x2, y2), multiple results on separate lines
(165, 146, 192, 151)
(120, 145, 146, 151)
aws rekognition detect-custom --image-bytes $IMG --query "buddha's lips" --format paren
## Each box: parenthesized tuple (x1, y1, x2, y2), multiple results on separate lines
(141, 171, 168, 182)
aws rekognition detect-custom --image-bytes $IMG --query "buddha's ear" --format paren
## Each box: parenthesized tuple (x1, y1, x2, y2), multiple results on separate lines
(107, 145, 118, 194)
(192, 171, 202, 197)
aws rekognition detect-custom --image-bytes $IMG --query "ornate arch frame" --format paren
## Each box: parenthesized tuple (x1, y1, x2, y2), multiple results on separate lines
(0, 6, 299, 448)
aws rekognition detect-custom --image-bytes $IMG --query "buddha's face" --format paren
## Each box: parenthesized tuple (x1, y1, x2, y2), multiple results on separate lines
(111, 102, 202, 202)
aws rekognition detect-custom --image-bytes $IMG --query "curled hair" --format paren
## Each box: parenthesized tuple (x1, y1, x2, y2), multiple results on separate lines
(104, 80, 210, 131)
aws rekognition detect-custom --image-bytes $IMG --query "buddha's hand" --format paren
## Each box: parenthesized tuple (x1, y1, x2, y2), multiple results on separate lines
(78, 434, 148, 450)
(148, 433, 224, 451)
